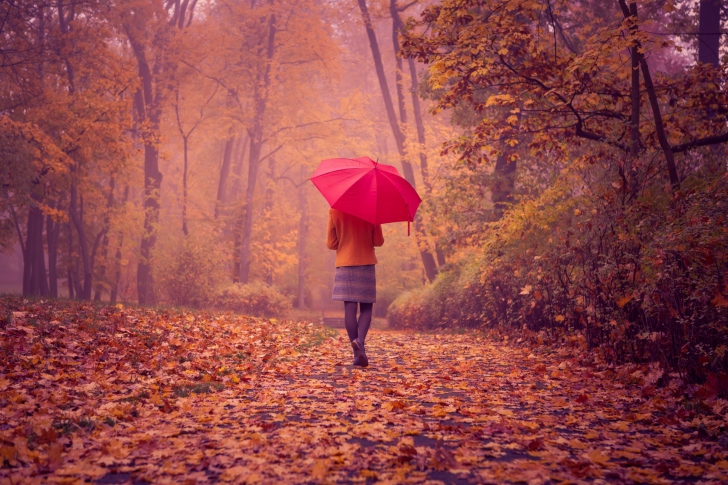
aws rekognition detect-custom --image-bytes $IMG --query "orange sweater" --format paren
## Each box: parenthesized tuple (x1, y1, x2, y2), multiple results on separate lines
(326, 208, 384, 267)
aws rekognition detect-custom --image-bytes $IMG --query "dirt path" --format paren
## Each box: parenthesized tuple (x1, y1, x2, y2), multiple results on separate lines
(1, 300, 726, 484)
(206, 330, 727, 484)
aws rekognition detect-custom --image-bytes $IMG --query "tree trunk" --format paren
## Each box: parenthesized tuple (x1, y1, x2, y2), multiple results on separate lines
(127, 28, 164, 305)
(23, 202, 49, 297)
(127, 35, 163, 304)
(22, 209, 33, 295)
(110, 185, 130, 305)
(230, 134, 249, 204)
(238, 12, 276, 285)
(33, 206, 49, 296)
(406, 56, 447, 266)
(215, 132, 236, 219)
(94, 177, 115, 301)
(182, 135, 189, 236)
(389, 0, 408, 128)
(619, 0, 679, 189)
(627, 1, 641, 197)
(93, 231, 109, 301)
(406, 58, 431, 191)
(264, 157, 276, 285)
(239, 137, 263, 284)
(358, 0, 438, 282)
(5, 190, 25, 261)
(66, 220, 74, 299)
(699, 0, 721, 67)
(46, 200, 61, 298)
(491, 152, 517, 219)
(135, 92, 163, 305)
(69, 182, 93, 300)
(110, 240, 123, 305)
(231, 135, 250, 283)
(639, 60, 678, 188)
(297, 165, 308, 310)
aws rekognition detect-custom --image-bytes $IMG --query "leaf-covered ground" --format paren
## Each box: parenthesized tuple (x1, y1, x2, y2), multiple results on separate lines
(1, 297, 727, 484)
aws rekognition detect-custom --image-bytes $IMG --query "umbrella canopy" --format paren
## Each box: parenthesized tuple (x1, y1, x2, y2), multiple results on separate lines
(310, 156, 421, 226)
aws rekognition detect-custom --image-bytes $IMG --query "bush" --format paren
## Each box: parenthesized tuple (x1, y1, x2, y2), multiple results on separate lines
(388, 256, 484, 329)
(214, 282, 291, 317)
(390, 170, 728, 385)
(157, 237, 223, 308)
(374, 286, 404, 318)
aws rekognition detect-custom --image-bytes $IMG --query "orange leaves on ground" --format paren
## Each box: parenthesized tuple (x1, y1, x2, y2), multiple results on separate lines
(2, 296, 728, 483)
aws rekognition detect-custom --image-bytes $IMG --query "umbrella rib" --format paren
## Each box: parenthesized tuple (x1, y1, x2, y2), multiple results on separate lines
(315, 169, 370, 207)
(377, 170, 421, 221)
(331, 170, 377, 223)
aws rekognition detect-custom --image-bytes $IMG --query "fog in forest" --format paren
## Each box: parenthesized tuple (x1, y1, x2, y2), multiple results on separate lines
(1, 0, 460, 319)
(2, 0, 727, 334)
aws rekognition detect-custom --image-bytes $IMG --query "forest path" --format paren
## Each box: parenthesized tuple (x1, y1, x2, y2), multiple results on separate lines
(216, 329, 724, 484)
(1, 299, 725, 484)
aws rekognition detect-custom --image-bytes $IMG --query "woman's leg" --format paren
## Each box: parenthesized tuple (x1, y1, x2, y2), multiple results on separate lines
(358, 302, 373, 343)
(344, 301, 359, 342)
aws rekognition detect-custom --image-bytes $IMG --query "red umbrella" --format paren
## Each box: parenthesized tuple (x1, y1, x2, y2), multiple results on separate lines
(310, 156, 421, 233)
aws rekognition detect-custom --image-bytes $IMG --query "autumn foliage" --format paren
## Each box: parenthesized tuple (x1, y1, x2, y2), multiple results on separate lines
(389, 0, 728, 389)
(4, 295, 728, 483)
(2, 0, 728, 480)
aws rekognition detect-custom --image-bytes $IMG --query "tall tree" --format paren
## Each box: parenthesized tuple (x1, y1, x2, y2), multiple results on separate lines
(296, 165, 308, 309)
(403, 0, 728, 199)
(119, 0, 197, 304)
(392, 1, 447, 265)
(235, 8, 277, 284)
(357, 0, 438, 282)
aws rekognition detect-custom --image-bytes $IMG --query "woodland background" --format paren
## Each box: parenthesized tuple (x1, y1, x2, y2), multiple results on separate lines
(1, 0, 728, 386)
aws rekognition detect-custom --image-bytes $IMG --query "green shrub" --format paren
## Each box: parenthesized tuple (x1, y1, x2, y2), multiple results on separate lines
(157, 237, 223, 308)
(374, 286, 404, 318)
(390, 170, 728, 384)
(388, 254, 484, 330)
(214, 282, 291, 317)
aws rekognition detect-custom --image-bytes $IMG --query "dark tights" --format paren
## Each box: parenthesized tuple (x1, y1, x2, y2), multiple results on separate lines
(344, 301, 373, 344)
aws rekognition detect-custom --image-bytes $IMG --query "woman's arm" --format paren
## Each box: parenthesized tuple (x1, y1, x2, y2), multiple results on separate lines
(373, 224, 384, 247)
(325, 210, 339, 250)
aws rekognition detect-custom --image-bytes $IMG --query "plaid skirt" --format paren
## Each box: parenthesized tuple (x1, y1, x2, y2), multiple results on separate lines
(332, 265, 376, 303)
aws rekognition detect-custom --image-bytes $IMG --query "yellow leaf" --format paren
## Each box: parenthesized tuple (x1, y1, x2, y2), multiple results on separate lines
(586, 450, 611, 466)
(220, 466, 260, 482)
(57, 463, 107, 479)
(485, 94, 515, 107)
(617, 294, 633, 308)
(311, 459, 328, 479)
(361, 470, 378, 479)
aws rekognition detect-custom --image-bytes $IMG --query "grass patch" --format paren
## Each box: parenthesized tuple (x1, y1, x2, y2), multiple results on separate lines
(173, 381, 225, 398)
(52, 415, 99, 436)
(296, 326, 336, 352)
(120, 390, 150, 404)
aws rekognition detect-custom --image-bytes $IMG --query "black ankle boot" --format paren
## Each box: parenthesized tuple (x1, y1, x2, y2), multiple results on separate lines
(351, 340, 361, 366)
(352, 339, 368, 367)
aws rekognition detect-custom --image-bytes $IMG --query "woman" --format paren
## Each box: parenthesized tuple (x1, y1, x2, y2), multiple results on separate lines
(326, 207, 384, 367)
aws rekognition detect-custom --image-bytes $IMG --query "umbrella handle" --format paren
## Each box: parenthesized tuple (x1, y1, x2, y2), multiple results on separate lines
(408, 220, 410, 236)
